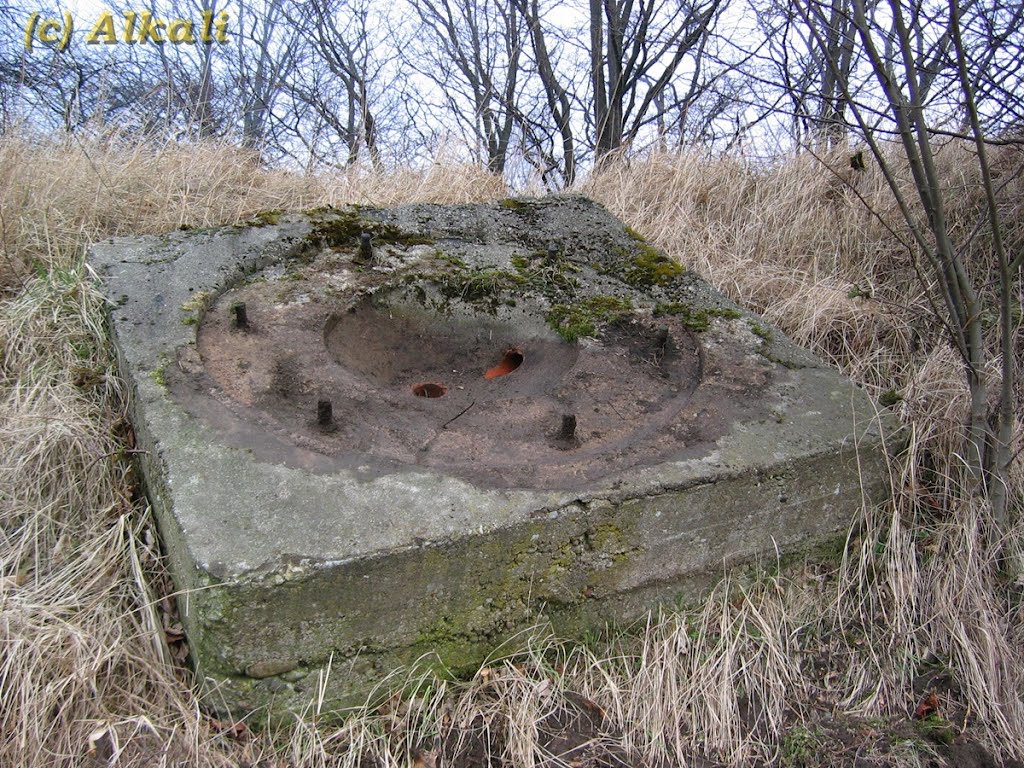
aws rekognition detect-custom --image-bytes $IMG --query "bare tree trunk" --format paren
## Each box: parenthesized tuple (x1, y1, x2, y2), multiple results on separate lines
(796, 0, 1019, 539)
(817, 0, 855, 144)
(950, 0, 1016, 528)
(516, 0, 576, 185)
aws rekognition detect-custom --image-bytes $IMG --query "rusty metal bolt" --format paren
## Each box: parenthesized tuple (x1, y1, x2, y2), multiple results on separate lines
(232, 302, 248, 329)
(558, 413, 577, 441)
(317, 399, 334, 430)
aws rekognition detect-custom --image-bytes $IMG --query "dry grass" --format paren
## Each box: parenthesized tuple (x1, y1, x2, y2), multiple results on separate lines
(1, 133, 1022, 767)
(0, 134, 505, 290)
(584, 142, 1024, 762)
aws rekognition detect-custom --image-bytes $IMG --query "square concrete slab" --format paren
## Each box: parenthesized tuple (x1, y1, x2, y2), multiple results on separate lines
(89, 196, 892, 717)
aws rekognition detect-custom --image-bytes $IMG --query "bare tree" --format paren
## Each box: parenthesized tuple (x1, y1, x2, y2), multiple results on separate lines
(586, 0, 724, 157)
(512, 0, 723, 182)
(751, 0, 861, 146)
(288, 0, 393, 168)
(951, 0, 1024, 133)
(133, 0, 229, 138)
(513, 0, 578, 185)
(796, 0, 1022, 532)
(649, 18, 758, 151)
(407, 0, 525, 174)
(230, 0, 301, 151)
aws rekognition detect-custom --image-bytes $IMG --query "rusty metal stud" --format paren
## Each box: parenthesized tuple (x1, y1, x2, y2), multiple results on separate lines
(558, 413, 577, 441)
(317, 399, 334, 429)
(232, 302, 248, 329)
(654, 326, 669, 356)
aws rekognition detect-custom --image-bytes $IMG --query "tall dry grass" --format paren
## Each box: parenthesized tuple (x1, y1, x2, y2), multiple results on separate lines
(584, 143, 1024, 761)
(0, 134, 507, 767)
(1, 133, 1021, 767)
(0, 133, 506, 291)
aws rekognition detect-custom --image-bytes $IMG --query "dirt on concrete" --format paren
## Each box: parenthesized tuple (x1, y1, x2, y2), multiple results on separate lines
(180, 251, 743, 490)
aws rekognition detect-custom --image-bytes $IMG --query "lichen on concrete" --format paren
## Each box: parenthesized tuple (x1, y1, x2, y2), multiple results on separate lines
(87, 196, 894, 719)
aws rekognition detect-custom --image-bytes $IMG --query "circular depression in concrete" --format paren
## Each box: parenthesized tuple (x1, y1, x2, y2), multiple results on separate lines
(186, 277, 706, 489)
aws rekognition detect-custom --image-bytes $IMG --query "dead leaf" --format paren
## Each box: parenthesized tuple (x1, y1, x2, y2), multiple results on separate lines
(914, 690, 940, 719)
(412, 748, 438, 768)
(376, 690, 403, 717)
(164, 622, 185, 643)
(171, 640, 190, 662)
(208, 717, 250, 740)
(565, 691, 607, 722)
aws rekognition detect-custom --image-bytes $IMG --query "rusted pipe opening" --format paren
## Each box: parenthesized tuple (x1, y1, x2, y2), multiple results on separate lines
(484, 347, 524, 380)
(412, 382, 448, 398)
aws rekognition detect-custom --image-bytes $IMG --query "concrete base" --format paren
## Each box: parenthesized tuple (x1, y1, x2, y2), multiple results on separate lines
(88, 197, 891, 717)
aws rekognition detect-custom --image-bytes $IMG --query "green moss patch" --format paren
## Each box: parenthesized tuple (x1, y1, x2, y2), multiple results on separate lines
(654, 302, 740, 331)
(149, 354, 171, 389)
(434, 251, 467, 269)
(437, 267, 526, 304)
(878, 389, 903, 407)
(623, 225, 648, 242)
(180, 290, 213, 314)
(546, 296, 633, 342)
(749, 321, 773, 342)
(510, 254, 531, 271)
(179, 290, 214, 325)
(604, 244, 683, 288)
(499, 198, 532, 211)
(511, 250, 580, 293)
(914, 715, 955, 746)
(249, 209, 283, 226)
(309, 208, 434, 249)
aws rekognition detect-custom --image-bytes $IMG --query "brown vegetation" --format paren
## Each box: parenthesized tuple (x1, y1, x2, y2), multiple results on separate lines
(1, 135, 1021, 767)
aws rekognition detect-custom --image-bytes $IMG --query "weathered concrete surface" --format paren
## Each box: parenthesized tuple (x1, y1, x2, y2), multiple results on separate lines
(88, 196, 893, 718)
